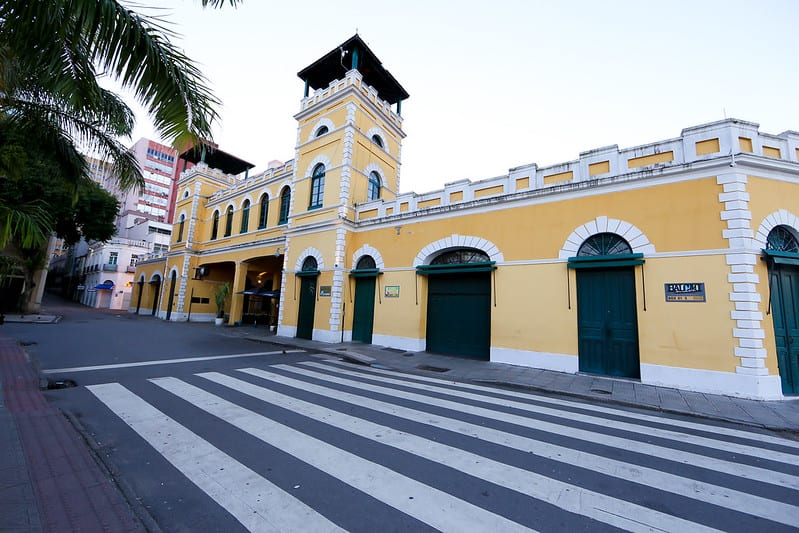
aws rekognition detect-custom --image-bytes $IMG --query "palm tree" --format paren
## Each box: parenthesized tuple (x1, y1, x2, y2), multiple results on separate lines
(0, 0, 241, 310)
(0, 0, 241, 191)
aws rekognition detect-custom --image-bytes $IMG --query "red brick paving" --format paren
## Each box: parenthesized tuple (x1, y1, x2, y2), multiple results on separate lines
(0, 336, 145, 532)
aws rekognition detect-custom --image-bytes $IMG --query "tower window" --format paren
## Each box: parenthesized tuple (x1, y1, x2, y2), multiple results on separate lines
(224, 206, 233, 237)
(258, 194, 268, 229)
(177, 214, 185, 242)
(240, 200, 250, 233)
(211, 210, 219, 240)
(315, 125, 329, 137)
(279, 187, 291, 225)
(309, 164, 325, 209)
(368, 171, 381, 201)
(371, 134, 384, 148)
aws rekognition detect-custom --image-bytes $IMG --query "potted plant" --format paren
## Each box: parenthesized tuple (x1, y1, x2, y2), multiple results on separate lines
(214, 282, 230, 326)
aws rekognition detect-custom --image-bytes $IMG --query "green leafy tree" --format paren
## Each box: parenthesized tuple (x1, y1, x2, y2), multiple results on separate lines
(0, 1, 240, 238)
(0, 119, 120, 310)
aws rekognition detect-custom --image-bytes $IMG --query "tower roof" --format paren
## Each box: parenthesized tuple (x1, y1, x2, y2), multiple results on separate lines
(298, 34, 409, 105)
(179, 145, 254, 176)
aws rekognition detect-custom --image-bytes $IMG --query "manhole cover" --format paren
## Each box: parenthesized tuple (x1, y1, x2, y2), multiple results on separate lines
(416, 365, 450, 373)
(381, 347, 405, 353)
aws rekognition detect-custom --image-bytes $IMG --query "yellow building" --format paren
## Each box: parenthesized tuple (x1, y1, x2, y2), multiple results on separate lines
(133, 35, 799, 400)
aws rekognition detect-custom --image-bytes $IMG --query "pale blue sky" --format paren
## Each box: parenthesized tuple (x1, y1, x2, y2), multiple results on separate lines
(126, 0, 799, 193)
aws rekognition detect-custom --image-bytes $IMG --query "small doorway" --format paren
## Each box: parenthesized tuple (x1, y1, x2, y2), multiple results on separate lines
(572, 233, 641, 378)
(165, 270, 176, 321)
(352, 256, 378, 344)
(296, 257, 319, 340)
(149, 276, 161, 316)
(765, 226, 799, 395)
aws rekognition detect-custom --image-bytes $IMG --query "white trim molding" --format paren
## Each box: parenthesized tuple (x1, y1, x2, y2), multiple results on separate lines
(559, 216, 656, 259)
(413, 235, 504, 266)
(352, 244, 385, 270)
(753, 209, 799, 249)
(304, 154, 333, 179)
(307, 118, 335, 142)
(294, 247, 325, 272)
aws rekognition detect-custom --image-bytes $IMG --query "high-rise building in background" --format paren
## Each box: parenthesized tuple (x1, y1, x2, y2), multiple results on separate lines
(50, 138, 183, 309)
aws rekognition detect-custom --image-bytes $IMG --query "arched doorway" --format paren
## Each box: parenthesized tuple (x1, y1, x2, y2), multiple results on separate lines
(418, 249, 494, 359)
(165, 270, 177, 321)
(571, 233, 641, 378)
(135, 277, 144, 314)
(764, 225, 799, 395)
(351, 255, 378, 343)
(149, 275, 161, 316)
(296, 257, 319, 339)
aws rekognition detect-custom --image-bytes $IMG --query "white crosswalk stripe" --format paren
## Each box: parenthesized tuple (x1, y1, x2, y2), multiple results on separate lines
(86, 382, 344, 533)
(86, 359, 799, 532)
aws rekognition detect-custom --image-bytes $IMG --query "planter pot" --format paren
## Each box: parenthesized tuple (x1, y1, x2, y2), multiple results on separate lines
(214, 317, 225, 326)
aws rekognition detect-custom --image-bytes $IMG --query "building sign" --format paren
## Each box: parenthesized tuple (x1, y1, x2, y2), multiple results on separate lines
(384, 285, 400, 298)
(665, 282, 706, 302)
(319, 285, 332, 297)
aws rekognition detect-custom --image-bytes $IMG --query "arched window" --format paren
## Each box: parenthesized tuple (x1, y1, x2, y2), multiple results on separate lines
(278, 187, 291, 225)
(210, 210, 219, 240)
(766, 225, 799, 253)
(224, 206, 233, 237)
(309, 164, 325, 209)
(371, 134, 383, 148)
(368, 171, 381, 201)
(258, 194, 269, 229)
(302, 256, 318, 271)
(356, 255, 376, 269)
(240, 200, 250, 233)
(177, 214, 185, 242)
(315, 125, 328, 137)
(431, 249, 490, 264)
(577, 233, 632, 256)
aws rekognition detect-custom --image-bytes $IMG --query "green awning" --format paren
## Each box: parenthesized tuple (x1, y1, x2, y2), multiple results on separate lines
(567, 253, 645, 269)
(295, 270, 320, 278)
(762, 249, 799, 266)
(416, 261, 496, 275)
(349, 268, 381, 278)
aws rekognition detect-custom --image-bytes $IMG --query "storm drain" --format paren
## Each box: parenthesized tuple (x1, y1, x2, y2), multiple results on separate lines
(47, 379, 77, 389)
(589, 383, 613, 395)
(416, 365, 450, 373)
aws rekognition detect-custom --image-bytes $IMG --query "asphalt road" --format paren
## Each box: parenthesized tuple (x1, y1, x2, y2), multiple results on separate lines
(5, 297, 799, 532)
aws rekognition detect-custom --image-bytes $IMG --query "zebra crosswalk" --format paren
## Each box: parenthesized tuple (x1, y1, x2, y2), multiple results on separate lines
(86, 357, 799, 532)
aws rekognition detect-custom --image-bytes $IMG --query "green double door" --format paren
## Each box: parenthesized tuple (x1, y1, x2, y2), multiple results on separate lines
(426, 272, 490, 359)
(352, 277, 376, 343)
(576, 267, 640, 378)
(771, 265, 799, 395)
(296, 277, 317, 340)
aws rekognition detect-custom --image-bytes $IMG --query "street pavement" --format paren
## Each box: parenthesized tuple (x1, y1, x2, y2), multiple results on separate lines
(1, 296, 798, 531)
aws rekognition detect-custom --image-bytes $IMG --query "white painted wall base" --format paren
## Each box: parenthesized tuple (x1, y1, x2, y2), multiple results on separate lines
(315, 329, 343, 343)
(371, 334, 426, 353)
(491, 347, 578, 373)
(277, 325, 296, 338)
(184, 313, 215, 323)
(640, 363, 784, 400)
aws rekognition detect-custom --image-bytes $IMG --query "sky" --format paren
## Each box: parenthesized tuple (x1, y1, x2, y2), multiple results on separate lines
(124, 0, 799, 194)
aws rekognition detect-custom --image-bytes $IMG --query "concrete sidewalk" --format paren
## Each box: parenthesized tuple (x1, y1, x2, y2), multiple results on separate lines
(227, 327, 799, 436)
(0, 335, 146, 532)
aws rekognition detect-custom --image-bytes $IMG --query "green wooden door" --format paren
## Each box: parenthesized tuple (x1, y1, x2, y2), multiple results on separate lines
(772, 265, 799, 394)
(426, 272, 490, 359)
(576, 267, 640, 378)
(150, 280, 160, 316)
(352, 277, 376, 343)
(165, 272, 176, 321)
(296, 277, 317, 340)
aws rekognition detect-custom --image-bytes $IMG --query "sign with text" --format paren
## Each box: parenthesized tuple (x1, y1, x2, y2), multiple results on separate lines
(319, 285, 331, 297)
(384, 285, 400, 298)
(665, 282, 706, 302)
